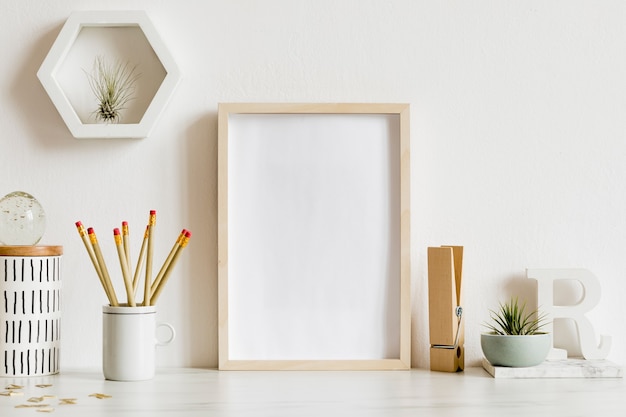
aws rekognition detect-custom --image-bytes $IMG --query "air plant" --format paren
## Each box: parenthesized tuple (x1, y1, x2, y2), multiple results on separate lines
(86, 56, 140, 123)
(484, 297, 548, 335)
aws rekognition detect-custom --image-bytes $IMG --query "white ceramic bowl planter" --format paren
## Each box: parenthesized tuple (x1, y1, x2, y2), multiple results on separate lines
(481, 333, 551, 367)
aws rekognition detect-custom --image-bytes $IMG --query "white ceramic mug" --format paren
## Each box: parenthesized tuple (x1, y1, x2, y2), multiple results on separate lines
(102, 304, 175, 381)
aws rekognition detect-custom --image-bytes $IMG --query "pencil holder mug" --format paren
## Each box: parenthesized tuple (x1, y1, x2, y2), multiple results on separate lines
(102, 304, 175, 381)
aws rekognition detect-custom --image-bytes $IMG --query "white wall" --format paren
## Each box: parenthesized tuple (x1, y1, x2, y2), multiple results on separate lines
(1, 0, 624, 370)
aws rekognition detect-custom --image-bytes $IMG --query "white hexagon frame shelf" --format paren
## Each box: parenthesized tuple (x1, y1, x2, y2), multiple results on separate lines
(37, 10, 181, 139)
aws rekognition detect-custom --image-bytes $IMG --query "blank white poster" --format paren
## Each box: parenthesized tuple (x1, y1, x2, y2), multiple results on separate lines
(227, 113, 401, 360)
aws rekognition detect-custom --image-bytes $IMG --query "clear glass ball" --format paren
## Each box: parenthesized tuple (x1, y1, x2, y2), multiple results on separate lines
(0, 191, 46, 245)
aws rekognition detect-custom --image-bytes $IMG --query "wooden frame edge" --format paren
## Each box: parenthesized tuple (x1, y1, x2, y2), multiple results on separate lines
(217, 103, 411, 370)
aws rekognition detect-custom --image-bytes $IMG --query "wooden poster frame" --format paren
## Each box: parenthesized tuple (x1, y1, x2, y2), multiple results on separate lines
(218, 103, 410, 370)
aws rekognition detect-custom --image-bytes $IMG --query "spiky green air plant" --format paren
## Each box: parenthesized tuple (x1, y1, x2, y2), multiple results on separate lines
(86, 56, 140, 123)
(484, 297, 548, 335)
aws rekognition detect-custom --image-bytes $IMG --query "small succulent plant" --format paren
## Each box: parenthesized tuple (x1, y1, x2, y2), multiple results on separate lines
(484, 297, 548, 335)
(86, 56, 140, 123)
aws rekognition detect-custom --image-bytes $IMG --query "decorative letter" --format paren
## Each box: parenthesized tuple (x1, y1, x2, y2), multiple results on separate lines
(526, 268, 611, 360)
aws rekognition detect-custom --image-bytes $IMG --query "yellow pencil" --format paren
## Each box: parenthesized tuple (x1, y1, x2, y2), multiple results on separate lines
(150, 229, 186, 295)
(150, 230, 191, 306)
(75, 221, 109, 302)
(132, 225, 149, 296)
(114, 228, 136, 307)
(75, 221, 102, 280)
(88, 227, 119, 307)
(122, 221, 131, 277)
(142, 210, 156, 306)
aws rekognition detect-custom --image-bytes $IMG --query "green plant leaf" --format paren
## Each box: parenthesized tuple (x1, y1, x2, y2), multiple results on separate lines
(85, 56, 141, 124)
(484, 296, 548, 335)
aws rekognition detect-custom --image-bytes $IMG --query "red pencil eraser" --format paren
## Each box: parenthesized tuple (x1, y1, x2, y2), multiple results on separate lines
(87, 227, 95, 234)
(150, 210, 156, 215)
(113, 228, 121, 235)
(75, 221, 83, 227)
(122, 221, 128, 226)
(184, 231, 192, 238)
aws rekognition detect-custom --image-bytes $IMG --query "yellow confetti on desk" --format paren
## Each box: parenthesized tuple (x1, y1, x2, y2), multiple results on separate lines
(89, 393, 112, 399)
(1, 391, 23, 397)
(15, 404, 51, 408)
(28, 396, 45, 403)
(59, 398, 78, 405)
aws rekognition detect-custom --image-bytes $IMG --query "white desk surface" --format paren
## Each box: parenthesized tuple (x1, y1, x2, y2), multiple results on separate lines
(0, 367, 624, 416)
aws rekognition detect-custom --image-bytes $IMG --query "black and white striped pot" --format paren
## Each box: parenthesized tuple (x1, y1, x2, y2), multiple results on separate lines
(0, 246, 62, 376)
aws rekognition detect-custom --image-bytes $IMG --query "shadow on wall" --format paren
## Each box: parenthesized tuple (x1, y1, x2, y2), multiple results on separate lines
(12, 22, 73, 148)
(181, 112, 218, 367)
(503, 271, 584, 357)
(502, 273, 538, 312)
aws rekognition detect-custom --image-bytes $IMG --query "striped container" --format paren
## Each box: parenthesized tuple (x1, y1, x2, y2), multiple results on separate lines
(0, 246, 62, 376)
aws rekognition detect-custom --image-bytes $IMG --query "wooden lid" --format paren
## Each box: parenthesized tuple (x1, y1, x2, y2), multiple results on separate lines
(0, 245, 63, 257)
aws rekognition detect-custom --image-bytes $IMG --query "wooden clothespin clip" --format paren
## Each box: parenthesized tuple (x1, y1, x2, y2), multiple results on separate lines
(428, 246, 464, 372)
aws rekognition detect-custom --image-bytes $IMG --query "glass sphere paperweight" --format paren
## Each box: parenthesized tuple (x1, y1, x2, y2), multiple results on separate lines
(0, 191, 46, 245)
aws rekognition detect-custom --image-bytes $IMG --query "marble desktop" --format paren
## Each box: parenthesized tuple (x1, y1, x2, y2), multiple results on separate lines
(1, 367, 626, 416)
(483, 357, 624, 378)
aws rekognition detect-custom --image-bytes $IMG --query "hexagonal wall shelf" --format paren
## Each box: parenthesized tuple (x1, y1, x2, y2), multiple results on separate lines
(37, 11, 181, 139)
